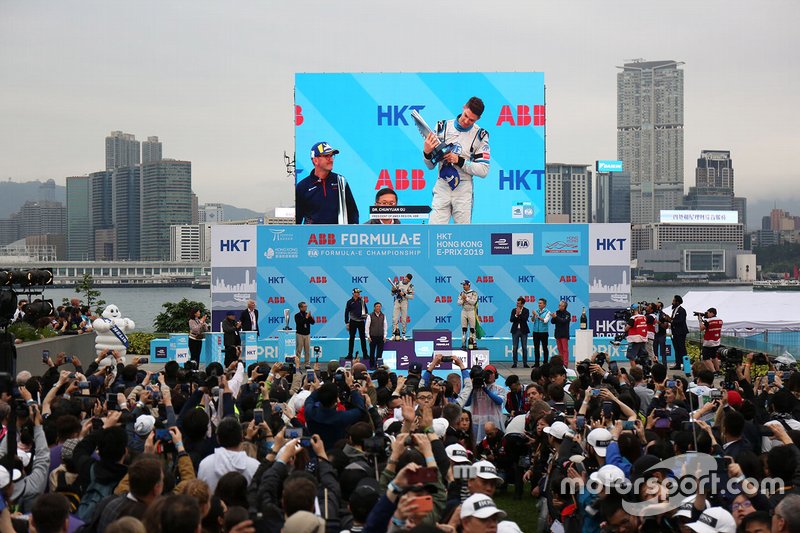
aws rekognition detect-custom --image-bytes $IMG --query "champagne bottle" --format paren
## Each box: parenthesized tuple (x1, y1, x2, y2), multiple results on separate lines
(580, 307, 588, 330)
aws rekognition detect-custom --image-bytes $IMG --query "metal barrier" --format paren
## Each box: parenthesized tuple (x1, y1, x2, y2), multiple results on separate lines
(688, 330, 800, 359)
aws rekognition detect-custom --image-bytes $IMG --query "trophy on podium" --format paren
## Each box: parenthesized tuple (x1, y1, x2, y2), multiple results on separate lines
(283, 308, 291, 331)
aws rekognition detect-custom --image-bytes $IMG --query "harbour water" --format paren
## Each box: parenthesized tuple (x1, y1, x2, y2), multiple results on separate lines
(32, 284, 754, 333)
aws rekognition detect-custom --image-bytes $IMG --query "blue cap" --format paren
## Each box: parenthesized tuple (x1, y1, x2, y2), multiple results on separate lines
(462, 280, 471, 285)
(310, 141, 339, 158)
(630, 303, 639, 309)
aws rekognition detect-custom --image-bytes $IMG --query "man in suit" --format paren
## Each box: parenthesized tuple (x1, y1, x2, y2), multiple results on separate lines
(509, 297, 530, 368)
(221, 311, 241, 367)
(667, 294, 688, 370)
(240, 299, 259, 337)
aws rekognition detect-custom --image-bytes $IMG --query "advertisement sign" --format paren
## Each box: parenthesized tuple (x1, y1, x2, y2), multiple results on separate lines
(659, 210, 739, 224)
(170, 334, 189, 364)
(596, 160, 624, 173)
(295, 72, 546, 224)
(243, 332, 258, 362)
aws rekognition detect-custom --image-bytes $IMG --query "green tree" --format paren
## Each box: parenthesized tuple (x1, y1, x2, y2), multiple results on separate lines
(154, 298, 210, 333)
(65, 273, 106, 312)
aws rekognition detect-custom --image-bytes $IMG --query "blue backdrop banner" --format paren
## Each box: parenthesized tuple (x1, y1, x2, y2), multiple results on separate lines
(295, 72, 546, 224)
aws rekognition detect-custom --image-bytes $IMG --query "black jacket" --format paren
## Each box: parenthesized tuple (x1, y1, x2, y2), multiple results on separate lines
(509, 307, 530, 335)
(240, 308, 259, 336)
(295, 170, 359, 225)
(295, 311, 316, 335)
(551, 310, 572, 339)
(222, 317, 241, 347)
(671, 306, 688, 335)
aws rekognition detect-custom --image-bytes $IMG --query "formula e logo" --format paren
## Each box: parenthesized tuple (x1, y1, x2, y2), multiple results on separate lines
(491, 233, 512, 255)
(270, 229, 293, 242)
(308, 234, 336, 245)
(220, 239, 250, 252)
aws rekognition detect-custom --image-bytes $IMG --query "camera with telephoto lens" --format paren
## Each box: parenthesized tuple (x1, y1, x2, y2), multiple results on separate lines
(363, 434, 389, 458)
(595, 352, 606, 367)
(470, 366, 485, 389)
(577, 359, 591, 376)
(717, 346, 743, 390)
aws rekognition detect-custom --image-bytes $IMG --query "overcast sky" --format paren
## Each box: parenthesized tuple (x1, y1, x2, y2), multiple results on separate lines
(2, 0, 799, 214)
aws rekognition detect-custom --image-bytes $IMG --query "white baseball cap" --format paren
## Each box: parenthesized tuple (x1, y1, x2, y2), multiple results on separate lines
(432, 418, 449, 438)
(460, 494, 507, 520)
(673, 495, 710, 519)
(586, 428, 613, 457)
(543, 421, 570, 440)
(497, 520, 523, 533)
(473, 460, 504, 483)
(0, 465, 22, 490)
(687, 507, 736, 533)
(589, 465, 626, 488)
(445, 444, 470, 464)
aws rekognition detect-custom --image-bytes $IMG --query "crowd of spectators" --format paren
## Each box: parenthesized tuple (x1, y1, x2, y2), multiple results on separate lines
(0, 339, 799, 533)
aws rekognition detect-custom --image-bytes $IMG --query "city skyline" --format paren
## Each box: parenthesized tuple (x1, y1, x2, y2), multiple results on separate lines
(2, 1, 799, 213)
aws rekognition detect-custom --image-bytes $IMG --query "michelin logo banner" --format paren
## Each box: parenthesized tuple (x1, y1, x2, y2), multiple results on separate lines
(295, 72, 546, 224)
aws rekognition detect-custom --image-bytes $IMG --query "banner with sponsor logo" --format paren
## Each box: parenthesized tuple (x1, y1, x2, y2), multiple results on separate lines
(212, 224, 593, 339)
(589, 224, 632, 337)
(295, 72, 546, 224)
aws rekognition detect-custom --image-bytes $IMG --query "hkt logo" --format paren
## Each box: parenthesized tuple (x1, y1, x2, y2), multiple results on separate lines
(475, 276, 494, 283)
(435, 296, 452, 303)
(478, 296, 494, 303)
(518, 275, 536, 283)
(309, 296, 327, 303)
(267, 276, 285, 284)
(308, 234, 336, 245)
(377, 105, 425, 126)
(220, 239, 250, 252)
(295, 105, 304, 126)
(375, 169, 426, 190)
(596, 238, 627, 251)
(267, 297, 285, 304)
(496, 104, 546, 127)
(435, 276, 452, 284)
(309, 276, 327, 283)
(499, 170, 544, 191)
(435, 316, 451, 324)
(560, 276, 577, 283)
(352, 276, 368, 284)
(561, 295, 577, 303)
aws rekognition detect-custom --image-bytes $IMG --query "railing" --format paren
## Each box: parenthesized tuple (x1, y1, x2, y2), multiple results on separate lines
(688, 330, 800, 359)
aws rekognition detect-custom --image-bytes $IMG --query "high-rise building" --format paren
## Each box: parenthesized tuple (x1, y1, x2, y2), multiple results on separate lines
(142, 136, 162, 164)
(141, 160, 193, 260)
(681, 150, 747, 226)
(112, 166, 141, 260)
(695, 150, 733, 189)
(617, 60, 684, 224)
(545, 164, 592, 223)
(89, 170, 113, 260)
(596, 171, 631, 223)
(66, 176, 90, 260)
(0, 218, 19, 246)
(18, 201, 66, 238)
(39, 179, 56, 202)
(105, 131, 140, 170)
(199, 203, 225, 223)
(191, 192, 199, 225)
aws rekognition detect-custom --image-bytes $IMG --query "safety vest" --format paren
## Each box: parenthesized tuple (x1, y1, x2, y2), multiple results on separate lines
(703, 317, 723, 346)
(627, 314, 647, 343)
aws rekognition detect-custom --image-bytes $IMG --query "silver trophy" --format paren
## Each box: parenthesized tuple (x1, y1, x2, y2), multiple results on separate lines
(410, 109, 454, 164)
(283, 308, 291, 330)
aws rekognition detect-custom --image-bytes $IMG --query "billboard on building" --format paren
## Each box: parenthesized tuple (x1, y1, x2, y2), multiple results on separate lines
(294, 72, 546, 224)
(660, 210, 739, 224)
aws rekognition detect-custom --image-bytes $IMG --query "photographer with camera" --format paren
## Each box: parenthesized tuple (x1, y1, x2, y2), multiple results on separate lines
(465, 365, 506, 443)
(303, 370, 366, 450)
(623, 304, 649, 369)
(422, 354, 472, 407)
(698, 307, 723, 374)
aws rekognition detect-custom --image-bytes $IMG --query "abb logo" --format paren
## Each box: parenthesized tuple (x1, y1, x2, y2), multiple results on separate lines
(523, 296, 537, 302)
(267, 297, 285, 304)
(435, 296, 453, 303)
(308, 234, 336, 245)
(309, 276, 327, 284)
(375, 169, 426, 190)
(496, 105, 546, 127)
(295, 105, 304, 126)
(560, 276, 577, 283)
(480, 316, 495, 323)
(475, 276, 494, 283)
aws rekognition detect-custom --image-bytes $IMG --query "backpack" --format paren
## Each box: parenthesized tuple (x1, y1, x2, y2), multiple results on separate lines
(76, 464, 117, 521)
(54, 470, 82, 513)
